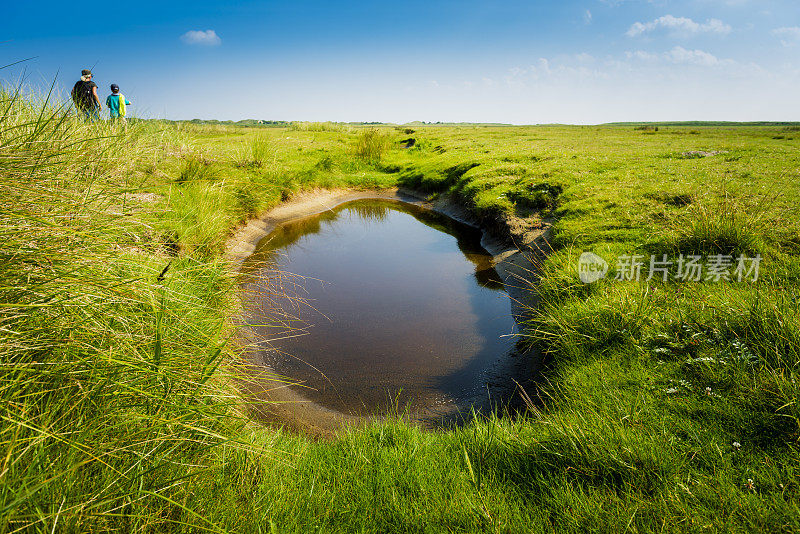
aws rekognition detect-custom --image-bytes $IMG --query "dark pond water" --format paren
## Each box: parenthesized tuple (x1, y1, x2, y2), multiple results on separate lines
(241, 199, 524, 422)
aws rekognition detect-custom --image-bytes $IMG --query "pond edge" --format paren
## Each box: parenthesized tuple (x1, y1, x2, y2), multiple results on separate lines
(225, 187, 551, 437)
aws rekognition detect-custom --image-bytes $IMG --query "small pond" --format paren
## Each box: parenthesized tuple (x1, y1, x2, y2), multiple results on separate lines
(240, 199, 529, 423)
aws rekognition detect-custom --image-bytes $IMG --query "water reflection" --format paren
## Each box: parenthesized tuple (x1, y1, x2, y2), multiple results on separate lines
(240, 199, 521, 421)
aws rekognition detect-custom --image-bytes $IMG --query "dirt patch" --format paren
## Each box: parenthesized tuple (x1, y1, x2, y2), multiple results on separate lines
(226, 188, 550, 436)
(679, 150, 729, 158)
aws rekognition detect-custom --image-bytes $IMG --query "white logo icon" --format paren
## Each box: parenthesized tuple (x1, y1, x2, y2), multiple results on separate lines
(578, 252, 608, 284)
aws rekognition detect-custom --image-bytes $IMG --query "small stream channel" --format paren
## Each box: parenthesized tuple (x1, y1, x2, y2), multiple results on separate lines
(238, 198, 535, 426)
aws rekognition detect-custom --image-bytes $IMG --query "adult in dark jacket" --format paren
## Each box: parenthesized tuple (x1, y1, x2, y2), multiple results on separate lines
(71, 69, 102, 121)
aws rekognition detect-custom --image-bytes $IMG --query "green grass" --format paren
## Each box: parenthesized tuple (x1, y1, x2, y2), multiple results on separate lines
(354, 128, 392, 162)
(2, 84, 799, 532)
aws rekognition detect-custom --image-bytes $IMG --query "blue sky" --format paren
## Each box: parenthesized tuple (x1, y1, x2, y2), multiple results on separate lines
(2, 0, 799, 123)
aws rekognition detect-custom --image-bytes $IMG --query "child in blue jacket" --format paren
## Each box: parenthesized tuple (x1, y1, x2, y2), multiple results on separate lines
(106, 84, 131, 124)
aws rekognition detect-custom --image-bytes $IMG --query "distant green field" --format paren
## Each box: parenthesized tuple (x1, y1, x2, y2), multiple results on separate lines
(3, 92, 799, 532)
(603, 121, 800, 127)
(174, 118, 800, 128)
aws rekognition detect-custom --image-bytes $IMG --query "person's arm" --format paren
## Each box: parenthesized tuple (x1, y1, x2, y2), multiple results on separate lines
(92, 86, 102, 109)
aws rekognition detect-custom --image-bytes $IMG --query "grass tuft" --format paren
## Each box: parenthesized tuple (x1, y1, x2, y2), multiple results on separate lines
(672, 197, 767, 256)
(177, 155, 218, 183)
(234, 135, 273, 168)
(289, 121, 352, 132)
(354, 128, 391, 162)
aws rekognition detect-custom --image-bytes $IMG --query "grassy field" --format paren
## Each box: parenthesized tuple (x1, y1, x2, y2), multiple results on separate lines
(2, 87, 799, 532)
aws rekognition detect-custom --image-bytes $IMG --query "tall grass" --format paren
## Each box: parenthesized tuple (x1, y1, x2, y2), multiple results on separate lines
(233, 135, 273, 168)
(0, 84, 251, 531)
(670, 196, 768, 256)
(289, 121, 352, 133)
(177, 155, 219, 183)
(354, 128, 391, 162)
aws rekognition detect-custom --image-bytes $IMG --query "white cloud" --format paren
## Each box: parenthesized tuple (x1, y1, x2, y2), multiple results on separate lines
(772, 27, 800, 47)
(537, 58, 551, 74)
(664, 46, 727, 66)
(502, 54, 610, 85)
(180, 30, 222, 46)
(625, 50, 659, 61)
(493, 47, 763, 100)
(627, 15, 732, 38)
(584, 9, 593, 24)
(626, 46, 741, 68)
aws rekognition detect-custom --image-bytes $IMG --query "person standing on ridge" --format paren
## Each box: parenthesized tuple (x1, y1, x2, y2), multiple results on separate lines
(106, 84, 131, 125)
(71, 69, 101, 121)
